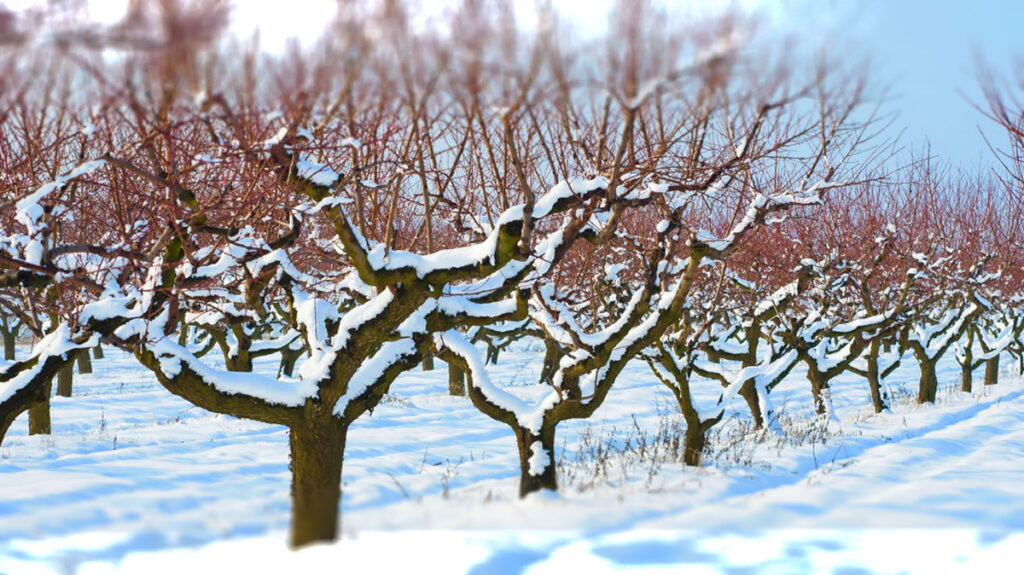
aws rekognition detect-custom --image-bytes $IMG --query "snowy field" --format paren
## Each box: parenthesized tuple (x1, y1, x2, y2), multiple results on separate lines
(2, 342, 1024, 574)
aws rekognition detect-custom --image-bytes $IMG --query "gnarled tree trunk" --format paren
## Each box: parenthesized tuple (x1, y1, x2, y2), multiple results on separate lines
(866, 340, 888, 413)
(738, 381, 764, 428)
(539, 337, 561, 386)
(77, 348, 93, 375)
(917, 360, 939, 404)
(807, 367, 830, 416)
(28, 380, 52, 435)
(289, 421, 347, 548)
(960, 328, 975, 393)
(2, 331, 14, 362)
(56, 362, 73, 398)
(279, 347, 302, 377)
(514, 424, 557, 497)
(448, 363, 465, 396)
(984, 354, 999, 386)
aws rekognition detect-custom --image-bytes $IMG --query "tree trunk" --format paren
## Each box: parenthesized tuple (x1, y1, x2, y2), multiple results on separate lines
(683, 422, 706, 466)
(738, 380, 764, 428)
(448, 363, 465, 396)
(225, 352, 252, 373)
(56, 362, 74, 398)
(866, 341, 887, 413)
(2, 331, 14, 361)
(807, 367, 830, 416)
(178, 317, 189, 346)
(670, 377, 709, 466)
(960, 357, 973, 393)
(28, 380, 52, 435)
(960, 329, 974, 393)
(917, 360, 938, 404)
(984, 354, 999, 386)
(280, 350, 300, 377)
(77, 348, 93, 375)
(421, 353, 434, 371)
(539, 338, 560, 385)
(92, 344, 104, 360)
(288, 422, 346, 548)
(514, 425, 557, 497)
(486, 343, 501, 365)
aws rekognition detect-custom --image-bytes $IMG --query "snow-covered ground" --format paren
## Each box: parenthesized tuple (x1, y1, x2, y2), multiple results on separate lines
(2, 342, 1023, 574)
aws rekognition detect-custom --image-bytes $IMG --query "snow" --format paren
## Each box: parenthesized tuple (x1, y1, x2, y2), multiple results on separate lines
(0, 325, 93, 405)
(2, 339, 1024, 573)
(294, 156, 341, 188)
(151, 337, 318, 408)
(527, 441, 549, 476)
(532, 176, 608, 219)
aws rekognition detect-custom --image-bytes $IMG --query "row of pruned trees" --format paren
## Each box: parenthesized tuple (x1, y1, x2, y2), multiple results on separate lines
(1, 0, 1023, 550)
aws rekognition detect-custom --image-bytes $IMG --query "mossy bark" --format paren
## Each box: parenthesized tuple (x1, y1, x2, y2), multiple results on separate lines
(288, 422, 347, 548)
(421, 353, 434, 371)
(514, 425, 557, 497)
(56, 362, 73, 397)
(984, 355, 999, 386)
(27, 380, 52, 435)
(448, 363, 465, 396)
(92, 344, 104, 360)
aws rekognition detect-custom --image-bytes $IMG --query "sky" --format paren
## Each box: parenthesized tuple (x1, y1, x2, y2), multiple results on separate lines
(10, 0, 1024, 168)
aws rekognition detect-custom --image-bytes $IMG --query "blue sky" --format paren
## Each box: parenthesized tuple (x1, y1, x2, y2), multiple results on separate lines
(836, 0, 1024, 168)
